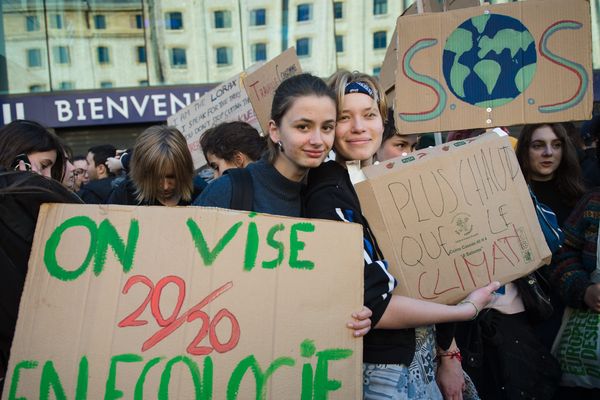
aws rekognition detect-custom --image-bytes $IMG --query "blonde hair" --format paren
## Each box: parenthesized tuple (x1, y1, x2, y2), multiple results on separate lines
(327, 70, 388, 123)
(130, 125, 194, 203)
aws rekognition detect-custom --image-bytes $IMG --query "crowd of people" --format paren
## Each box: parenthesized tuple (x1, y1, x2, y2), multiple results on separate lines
(1, 70, 599, 399)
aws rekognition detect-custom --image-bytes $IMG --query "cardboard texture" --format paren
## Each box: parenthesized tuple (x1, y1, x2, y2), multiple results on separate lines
(379, 0, 481, 109)
(354, 131, 551, 304)
(3, 204, 363, 399)
(167, 74, 261, 169)
(394, 0, 593, 134)
(243, 48, 302, 134)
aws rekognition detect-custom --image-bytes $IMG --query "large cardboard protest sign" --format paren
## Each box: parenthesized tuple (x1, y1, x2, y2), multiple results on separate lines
(167, 75, 261, 169)
(354, 131, 551, 304)
(243, 48, 302, 134)
(3, 205, 363, 399)
(394, 0, 593, 134)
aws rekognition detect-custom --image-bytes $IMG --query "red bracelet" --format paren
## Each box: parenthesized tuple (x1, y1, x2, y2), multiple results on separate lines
(437, 349, 462, 362)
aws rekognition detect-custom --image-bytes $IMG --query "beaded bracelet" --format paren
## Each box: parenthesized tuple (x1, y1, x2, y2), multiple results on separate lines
(458, 299, 479, 321)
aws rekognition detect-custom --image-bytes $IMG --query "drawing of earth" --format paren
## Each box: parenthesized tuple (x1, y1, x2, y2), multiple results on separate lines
(442, 14, 537, 108)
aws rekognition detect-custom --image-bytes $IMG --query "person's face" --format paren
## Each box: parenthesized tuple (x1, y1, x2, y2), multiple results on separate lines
(206, 152, 239, 179)
(73, 159, 89, 189)
(157, 167, 179, 206)
(86, 152, 98, 181)
(528, 125, 563, 182)
(269, 95, 336, 180)
(376, 134, 419, 161)
(27, 150, 57, 178)
(334, 92, 384, 163)
(62, 157, 75, 189)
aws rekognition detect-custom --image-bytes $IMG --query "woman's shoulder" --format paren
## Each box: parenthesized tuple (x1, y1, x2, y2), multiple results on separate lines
(193, 174, 233, 207)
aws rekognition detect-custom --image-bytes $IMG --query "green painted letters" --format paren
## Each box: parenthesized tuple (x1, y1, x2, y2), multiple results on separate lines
(104, 353, 143, 400)
(8, 360, 38, 400)
(227, 355, 295, 400)
(262, 224, 285, 269)
(158, 356, 212, 400)
(93, 219, 139, 276)
(289, 223, 315, 270)
(187, 218, 242, 266)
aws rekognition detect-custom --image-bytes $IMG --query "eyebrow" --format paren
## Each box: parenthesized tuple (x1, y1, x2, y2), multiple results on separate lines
(293, 118, 336, 124)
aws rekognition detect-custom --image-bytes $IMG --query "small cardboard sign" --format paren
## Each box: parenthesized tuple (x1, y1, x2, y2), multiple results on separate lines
(167, 74, 261, 169)
(3, 204, 363, 399)
(243, 48, 302, 134)
(394, 0, 593, 134)
(354, 131, 551, 304)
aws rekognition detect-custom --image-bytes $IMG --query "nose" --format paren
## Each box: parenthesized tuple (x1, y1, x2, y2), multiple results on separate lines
(308, 129, 324, 146)
(351, 115, 365, 133)
(162, 179, 171, 191)
(542, 144, 553, 156)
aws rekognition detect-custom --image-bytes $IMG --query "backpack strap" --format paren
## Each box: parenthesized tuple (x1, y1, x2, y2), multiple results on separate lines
(225, 168, 254, 211)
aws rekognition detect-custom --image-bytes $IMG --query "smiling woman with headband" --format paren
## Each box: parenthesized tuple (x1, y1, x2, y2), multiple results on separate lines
(303, 70, 499, 399)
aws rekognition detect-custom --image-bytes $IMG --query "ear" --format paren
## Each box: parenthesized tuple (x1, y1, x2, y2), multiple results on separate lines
(232, 151, 249, 168)
(97, 163, 107, 177)
(268, 120, 280, 145)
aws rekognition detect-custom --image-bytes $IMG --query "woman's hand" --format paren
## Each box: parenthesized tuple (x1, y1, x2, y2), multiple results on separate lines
(347, 306, 372, 337)
(461, 281, 501, 319)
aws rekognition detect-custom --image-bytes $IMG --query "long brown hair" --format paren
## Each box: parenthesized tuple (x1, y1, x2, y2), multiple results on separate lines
(130, 125, 194, 203)
(516, 123, 585, 205)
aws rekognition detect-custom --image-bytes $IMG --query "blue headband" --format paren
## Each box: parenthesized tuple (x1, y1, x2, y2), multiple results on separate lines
(344, 81, 375, 99)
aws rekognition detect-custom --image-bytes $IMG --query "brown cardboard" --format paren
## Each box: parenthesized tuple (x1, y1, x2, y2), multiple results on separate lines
(379, 0, 481, 111)
(3, 204, 363, 399)
(354, 131, 551, 304)
(394, 0, 593, 134)
(167, 74, 261, 169)
(243, 48, 302, 134)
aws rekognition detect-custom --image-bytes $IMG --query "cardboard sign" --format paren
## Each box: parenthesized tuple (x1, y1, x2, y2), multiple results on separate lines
(243, 48, 302, 134)
(379, 0, 481, 109)
(354, 131, 551, 304)
(394, 0, 593, 134)
(167, 74, 261, 169)
(3, 204, 363, 399)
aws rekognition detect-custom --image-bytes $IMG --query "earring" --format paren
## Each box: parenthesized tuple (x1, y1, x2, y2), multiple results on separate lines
(277, 141, 284, 153)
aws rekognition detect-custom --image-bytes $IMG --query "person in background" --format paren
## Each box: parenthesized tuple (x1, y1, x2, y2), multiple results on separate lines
(195, 73, 372, 337)
(60, 143, 76, 191)
(0, 119, 66, 181)
(303, 70, 499, 399)
(71, 155, 89, 191)
(200, 121, 267, 178)
(78, 144, 116, 203)
(375, 108, 419, 162)
(578, 116, 600, 189)
(108, 126, 200, 206)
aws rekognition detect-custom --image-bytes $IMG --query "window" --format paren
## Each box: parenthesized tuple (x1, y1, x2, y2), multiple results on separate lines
(53, 46, 70, 64)
(373, 0, 387, 15)
(335, 35, 344, 53)
(171, 48, 187, 67)
(373, 67, 381, 76)
(27, 49, 42, 67)
(297, 4, 312, 22)
(165, 12, 183, 30)
(26, 16, 40, 32)
(134, 14, 143, 29)
(100, 81, 113, 88)
(251, 43, 267, 62)
(296, 38, 311, 57)
(50, 14, 63, 29)
(94, 15, 106, 29)
(373, 31, 386, 49)
(137, 46, 147, 63)
(58, 81, 74, 90)
(250, 8, 266, 26)
(334, 2, 343, 19)
(214, 10, 232, 29)
(29, 84, 45, 92)
(97, 46, 110, 64)
(216, 47, 232, 66)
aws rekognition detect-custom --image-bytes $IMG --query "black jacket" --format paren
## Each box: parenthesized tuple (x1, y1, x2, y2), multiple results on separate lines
(303, 161, 417, 364)
(0, 170, 81, 380)
(77, 177, 115, 204)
